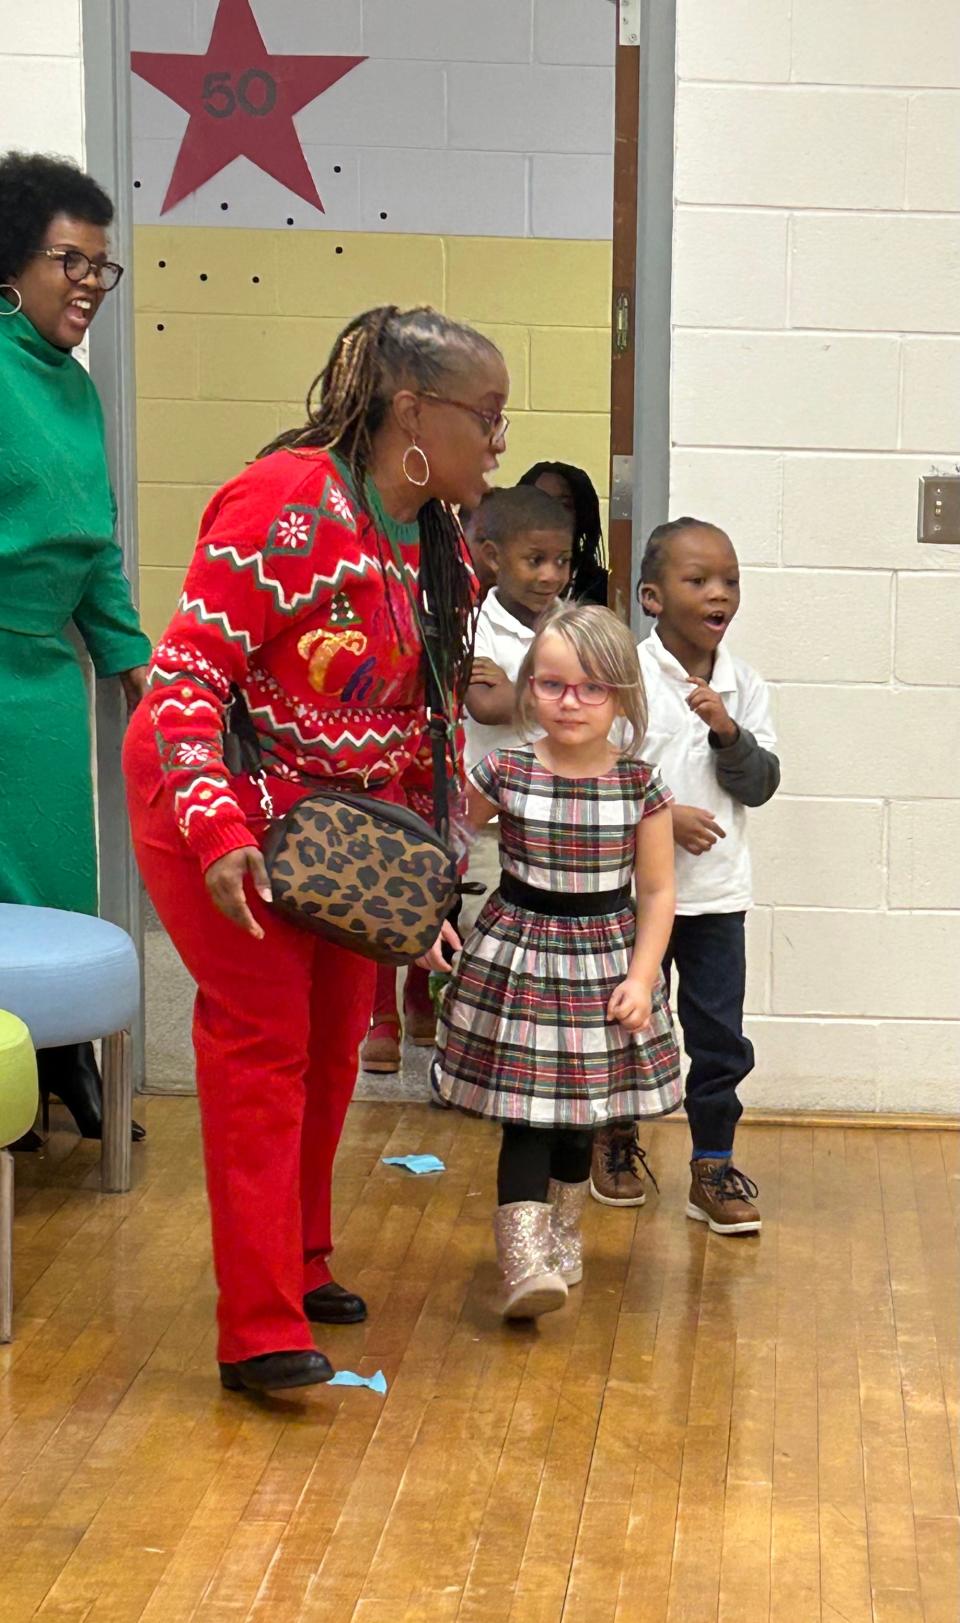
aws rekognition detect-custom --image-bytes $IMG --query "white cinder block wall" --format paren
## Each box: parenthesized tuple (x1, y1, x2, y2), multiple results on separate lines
(671, 0, 960, 1114)
(0, 1, 84, 157)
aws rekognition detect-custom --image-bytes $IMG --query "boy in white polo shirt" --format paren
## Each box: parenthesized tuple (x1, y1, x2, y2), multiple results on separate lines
(461, 485, 574, 925)
(591, 518, 780, 1233)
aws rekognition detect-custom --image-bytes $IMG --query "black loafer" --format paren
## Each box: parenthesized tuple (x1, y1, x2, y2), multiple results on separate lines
(303, 1281, 368, 1324)
(219, 1349, 333, 1392)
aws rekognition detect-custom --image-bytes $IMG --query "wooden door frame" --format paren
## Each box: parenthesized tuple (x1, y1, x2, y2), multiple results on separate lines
(608, 0, 677, 632)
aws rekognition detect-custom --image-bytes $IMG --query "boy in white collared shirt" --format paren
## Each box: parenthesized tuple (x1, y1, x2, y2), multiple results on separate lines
(461, 486, 574, 926)
(591, 518, 780, 1233)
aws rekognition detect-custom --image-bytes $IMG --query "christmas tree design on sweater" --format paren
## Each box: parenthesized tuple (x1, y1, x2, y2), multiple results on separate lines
(297, 590, 368, 693)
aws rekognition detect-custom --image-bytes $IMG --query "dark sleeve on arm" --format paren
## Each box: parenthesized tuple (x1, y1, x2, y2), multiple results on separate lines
(708, 726, 780, 807)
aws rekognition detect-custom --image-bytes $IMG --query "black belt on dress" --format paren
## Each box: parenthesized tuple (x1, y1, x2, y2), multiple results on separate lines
(498, 871, 632, 917)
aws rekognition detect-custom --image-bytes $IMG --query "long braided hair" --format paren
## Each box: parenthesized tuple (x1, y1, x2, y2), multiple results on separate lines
(518, 460, 607, 605)
(260, 305, 500, 709)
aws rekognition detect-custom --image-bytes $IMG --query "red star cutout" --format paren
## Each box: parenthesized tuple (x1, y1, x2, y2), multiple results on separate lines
(132, 0, 365, 214)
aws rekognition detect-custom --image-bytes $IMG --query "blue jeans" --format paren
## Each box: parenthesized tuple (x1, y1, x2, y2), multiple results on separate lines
(663, 913, 755, 1154)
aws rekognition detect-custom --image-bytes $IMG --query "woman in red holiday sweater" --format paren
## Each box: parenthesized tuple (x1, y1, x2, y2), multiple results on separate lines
(124, 306, 509, 1394)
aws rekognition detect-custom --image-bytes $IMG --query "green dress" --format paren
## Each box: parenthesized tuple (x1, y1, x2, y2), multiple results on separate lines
(0, 308, 151, 915)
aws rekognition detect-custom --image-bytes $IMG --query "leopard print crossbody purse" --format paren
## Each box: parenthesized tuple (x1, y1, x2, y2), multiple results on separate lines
(225, 542, 460, 966)
(260, 782, 458, 965)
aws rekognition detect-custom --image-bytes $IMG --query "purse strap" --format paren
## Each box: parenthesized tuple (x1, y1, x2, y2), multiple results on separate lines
(226, 682, 266, 777)
(382, 525, 454, 844)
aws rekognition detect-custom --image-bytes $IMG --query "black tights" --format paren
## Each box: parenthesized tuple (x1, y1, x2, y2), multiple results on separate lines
(497, 1123, 593, 1205)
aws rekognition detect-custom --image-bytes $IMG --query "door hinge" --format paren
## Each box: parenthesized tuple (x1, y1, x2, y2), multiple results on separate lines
(611, 456, 634, 523)
(619, 0, 640, 47)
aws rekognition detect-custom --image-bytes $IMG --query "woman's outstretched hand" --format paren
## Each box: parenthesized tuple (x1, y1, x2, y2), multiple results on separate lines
(120, 665, 149, 711)
(205, 847, 272, 939)
(416, 917, 462, 973)
(607, 976, 653, 1033)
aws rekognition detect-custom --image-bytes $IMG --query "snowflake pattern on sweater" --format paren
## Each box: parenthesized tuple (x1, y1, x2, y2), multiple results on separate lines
(145, 449, 433, 871)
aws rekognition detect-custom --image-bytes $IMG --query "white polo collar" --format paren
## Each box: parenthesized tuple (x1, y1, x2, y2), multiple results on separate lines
(483, 589, 536, 640)
(645, 625, 738, 698)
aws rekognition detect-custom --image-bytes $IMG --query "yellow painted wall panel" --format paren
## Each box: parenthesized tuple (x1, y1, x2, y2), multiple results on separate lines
(135, 227, 281, 314)
(139, 566, 186, 645)
(133, 228, 612, 605)
(530, 327, 610, 413)
(473, 323, 530, 410)
(279, 401, 310, 426)
(277, 231, 445, 318)
(138, 400, 281, 485)
(447, 238, 612, 327)
(139, 483, 217, 569)
(497, 411, 610, 500)
(135, 314, 199, 399)
(197, 315, 344, 403)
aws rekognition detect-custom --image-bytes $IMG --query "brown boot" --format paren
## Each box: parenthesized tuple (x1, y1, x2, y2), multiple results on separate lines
(403, 1003, 437, 1047)
(686, 1158, 761, 1235)
(359, 1016, 401, 1074)
(590, 1123, 658, 1207)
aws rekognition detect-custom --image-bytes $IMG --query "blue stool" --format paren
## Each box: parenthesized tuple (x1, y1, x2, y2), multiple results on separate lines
(0, 904, 141, 1194)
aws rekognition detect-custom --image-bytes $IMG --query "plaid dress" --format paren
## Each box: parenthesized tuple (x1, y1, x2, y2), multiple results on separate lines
(434, 748, 682, 1128)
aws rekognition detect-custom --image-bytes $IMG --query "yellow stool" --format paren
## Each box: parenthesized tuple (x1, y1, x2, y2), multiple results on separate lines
(0, 1010, 40, 1342)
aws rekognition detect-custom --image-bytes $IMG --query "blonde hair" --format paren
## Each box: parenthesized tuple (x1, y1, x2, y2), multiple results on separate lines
(514, 602, 647, 757)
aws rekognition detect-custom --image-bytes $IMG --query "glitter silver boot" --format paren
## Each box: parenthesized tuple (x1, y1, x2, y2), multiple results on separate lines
(547, 1178, 589, 1287)
(493, 1201, 568, 1320)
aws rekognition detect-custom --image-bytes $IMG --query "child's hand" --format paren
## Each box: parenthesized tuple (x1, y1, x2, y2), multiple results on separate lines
(672, 804, 726, 855)
(607, 976, 653, 1033)
(415, 917, 462, 973)
(471, 656, 508, 688)
(686, 677, 738, 744)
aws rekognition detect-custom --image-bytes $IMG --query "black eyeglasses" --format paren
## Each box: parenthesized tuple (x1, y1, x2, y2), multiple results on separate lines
(417, 391, 509, 444)
(31, 248, 124, 291)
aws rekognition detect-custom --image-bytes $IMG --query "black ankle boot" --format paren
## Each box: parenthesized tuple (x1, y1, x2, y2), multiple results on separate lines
(219, 1349, 333, 1392)
(303, 1282, 367, 1324)
(9, 1128, 44, 1153)
(38, 1042, 146, 1142)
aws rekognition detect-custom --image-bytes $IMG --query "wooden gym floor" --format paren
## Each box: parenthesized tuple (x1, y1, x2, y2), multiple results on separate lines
(2, 1098, 958, 1622)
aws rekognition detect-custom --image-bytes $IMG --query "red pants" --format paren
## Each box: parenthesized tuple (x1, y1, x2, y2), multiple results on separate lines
(370, 962, 434, 1024)
(127, 766, 375, 1363)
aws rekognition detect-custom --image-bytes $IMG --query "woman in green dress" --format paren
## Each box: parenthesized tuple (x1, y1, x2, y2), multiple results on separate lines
(0, 151, 151, 1139)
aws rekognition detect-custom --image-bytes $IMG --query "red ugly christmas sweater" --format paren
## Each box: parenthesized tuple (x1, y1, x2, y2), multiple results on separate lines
(129, 448, 448, 871)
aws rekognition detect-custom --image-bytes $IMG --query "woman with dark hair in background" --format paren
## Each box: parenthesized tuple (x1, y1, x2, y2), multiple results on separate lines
(0, 151, 151, 1142)
(518, 460, 608, 606)
(123, 305, 509, 1394)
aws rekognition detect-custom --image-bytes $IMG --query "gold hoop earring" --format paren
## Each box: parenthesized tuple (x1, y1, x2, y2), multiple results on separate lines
(0, 285, 23, 316)
(402, 443, 430, 488)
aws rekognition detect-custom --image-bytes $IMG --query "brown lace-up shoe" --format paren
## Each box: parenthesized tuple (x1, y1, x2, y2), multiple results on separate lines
(589, 1123, 659, 1207)
(686, 1158, 761, 1234)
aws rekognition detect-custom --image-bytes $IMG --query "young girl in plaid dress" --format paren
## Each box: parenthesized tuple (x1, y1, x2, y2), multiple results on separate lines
(434, 603, 681, 1318)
